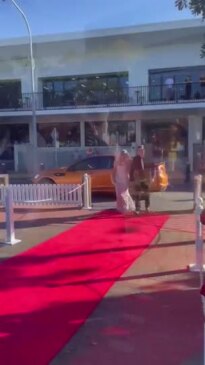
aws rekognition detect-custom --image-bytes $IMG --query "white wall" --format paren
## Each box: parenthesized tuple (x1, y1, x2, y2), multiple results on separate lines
(0, 33, 204, 93)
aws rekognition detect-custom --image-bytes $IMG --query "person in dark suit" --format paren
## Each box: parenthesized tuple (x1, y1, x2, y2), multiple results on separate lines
(129, 145, 150, 214)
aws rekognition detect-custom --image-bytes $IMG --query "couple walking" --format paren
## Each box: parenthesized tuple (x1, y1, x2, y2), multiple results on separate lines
(112, 145, 150, 214)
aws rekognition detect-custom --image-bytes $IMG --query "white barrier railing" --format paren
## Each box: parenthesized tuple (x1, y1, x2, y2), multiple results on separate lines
(82, 173, 92, 210)
(200, 287, 205, 365)
(0, 183, 83, 206)
(4, 188, 21, 245)
(189, 174, 205, 277)
(1, 174, 92, 245)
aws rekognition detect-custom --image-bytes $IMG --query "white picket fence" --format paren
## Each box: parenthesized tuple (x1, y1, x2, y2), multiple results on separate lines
(0, 183, 83, 206)
(0, 174, 92, 245)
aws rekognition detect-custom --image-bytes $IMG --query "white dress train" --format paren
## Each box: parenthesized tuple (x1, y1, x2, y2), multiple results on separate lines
(114, 164, 135, 213)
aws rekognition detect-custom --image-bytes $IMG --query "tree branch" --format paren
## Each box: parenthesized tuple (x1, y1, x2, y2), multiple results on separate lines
(175, 0, 205, 57)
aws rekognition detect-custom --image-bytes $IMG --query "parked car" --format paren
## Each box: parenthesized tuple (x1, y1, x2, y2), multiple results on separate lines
(32, 155, 168, 193)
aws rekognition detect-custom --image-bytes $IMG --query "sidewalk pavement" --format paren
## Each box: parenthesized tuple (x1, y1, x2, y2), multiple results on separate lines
(0, 192, 203, 365)
(51, 214, 203, 365)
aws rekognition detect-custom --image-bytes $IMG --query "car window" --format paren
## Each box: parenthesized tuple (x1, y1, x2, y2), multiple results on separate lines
(69, 157, 99, 171)
(99, 156, 114, 169)
(69, 156, 114, 171)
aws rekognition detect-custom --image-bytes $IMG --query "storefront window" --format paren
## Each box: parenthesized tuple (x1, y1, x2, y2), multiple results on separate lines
(0, 80, 21, 109)
(141, 119, 188, 178)
(84, 121, 136, 146)
(149, 67, 205, 102)
(37, 122, 80, 147)
(42, 72, 128, 107)
(0, 124, 29, 160)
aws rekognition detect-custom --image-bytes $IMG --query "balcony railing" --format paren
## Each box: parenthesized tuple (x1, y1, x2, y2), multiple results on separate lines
(0, 82, 205, 111)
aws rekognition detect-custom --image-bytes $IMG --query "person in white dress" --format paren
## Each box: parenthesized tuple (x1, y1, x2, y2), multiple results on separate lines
(112, 150, 135, 214)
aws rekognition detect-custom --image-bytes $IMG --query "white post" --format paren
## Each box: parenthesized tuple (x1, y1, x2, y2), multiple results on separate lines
(193, 174, 202, 210)
(4, 187, 21, 245)
(83, 174, 92, 210)
(204, 318, 205, 365)
(189, 175, 205, 275)
(9, 0, 38, 173)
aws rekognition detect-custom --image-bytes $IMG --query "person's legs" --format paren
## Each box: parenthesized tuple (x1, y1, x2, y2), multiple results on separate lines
(144, 193, 150, 210)
(134, 181, 141, 212)
(135, 192, 141, 212)
(116, 183, 133, 213)
(140, 181, 150, 211)
(115, 184, 125, 213)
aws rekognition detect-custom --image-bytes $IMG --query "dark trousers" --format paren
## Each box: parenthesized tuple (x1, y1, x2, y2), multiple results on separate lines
(133, 181, 150, 210)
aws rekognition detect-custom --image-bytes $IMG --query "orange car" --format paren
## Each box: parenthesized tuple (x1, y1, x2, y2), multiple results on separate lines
(33, 155, 168, 193)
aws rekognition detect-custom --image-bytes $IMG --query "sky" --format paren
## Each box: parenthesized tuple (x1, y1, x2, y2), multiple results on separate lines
(0, 0, 196, 39)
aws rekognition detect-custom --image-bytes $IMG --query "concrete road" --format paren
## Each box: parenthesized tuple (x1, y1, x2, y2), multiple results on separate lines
(92, 190, 194, 213)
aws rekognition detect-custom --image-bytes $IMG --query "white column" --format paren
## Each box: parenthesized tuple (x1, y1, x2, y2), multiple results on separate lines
(188, 116, 203, 170)
(130, 120, 142, 157)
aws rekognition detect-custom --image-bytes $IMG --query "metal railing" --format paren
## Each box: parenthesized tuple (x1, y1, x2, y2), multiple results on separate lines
(1, 82, 205, 111)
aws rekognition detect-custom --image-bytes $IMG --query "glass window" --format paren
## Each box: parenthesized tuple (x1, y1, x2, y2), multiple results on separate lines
(149, 74, 162, 101)
(0, 80, 21, 109)
(70, 156, 114, 171)
(70, 157, 100, 171)
(0, 124, 29, 160)
(42, 72, 128, 107)
(85, 120, 136, 146)
(85, 122, 109, 146)
(149, 67, 205, 102)
(108, 121, 136, 146)
(37, 122, 80, 147)
(99, 156, 114, 169)
(141, 118, 188, 179)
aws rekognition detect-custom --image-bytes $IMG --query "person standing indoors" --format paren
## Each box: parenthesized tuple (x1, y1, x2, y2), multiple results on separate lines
(112, 150, 135, 214)
(185, 77, 192, 100)
(164, 76, 174, 101)
(129, 145, 150, 214)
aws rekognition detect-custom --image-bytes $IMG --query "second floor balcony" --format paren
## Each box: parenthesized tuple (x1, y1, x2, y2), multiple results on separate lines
(1, 82, 205, 112)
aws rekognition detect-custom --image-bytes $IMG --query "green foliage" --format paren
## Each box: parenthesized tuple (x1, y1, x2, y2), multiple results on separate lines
(175, 0, 205, 17)
(175, 0, 205, 57)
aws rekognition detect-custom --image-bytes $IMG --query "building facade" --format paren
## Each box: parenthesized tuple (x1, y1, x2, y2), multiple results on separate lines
(0, 18, 205, 180)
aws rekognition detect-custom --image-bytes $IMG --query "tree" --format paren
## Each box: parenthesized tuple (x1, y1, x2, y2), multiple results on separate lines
(175, 0, 205, 56)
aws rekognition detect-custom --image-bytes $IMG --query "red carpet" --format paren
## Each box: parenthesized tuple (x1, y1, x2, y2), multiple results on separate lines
(0, 210, 168, 365)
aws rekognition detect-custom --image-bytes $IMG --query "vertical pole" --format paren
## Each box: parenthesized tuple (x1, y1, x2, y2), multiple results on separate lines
(4, 187, 21, 245)
(194, 175, 202, 210)
(83, 174, 92, 210)
(204, 316, 205, 365)
(88, 174, 92, 209)
(200, 294, 205, 365)
(10, 0, 38, 173)
(189, 175, 204, 274)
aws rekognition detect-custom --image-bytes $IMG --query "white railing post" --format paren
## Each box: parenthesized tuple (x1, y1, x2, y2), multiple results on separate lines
(4, 187, 21, 245)
(189, 174, 205, 273)
(193, 174, 202, 210)
(200, 286, 205, 365)
(83, 173, 92, 210)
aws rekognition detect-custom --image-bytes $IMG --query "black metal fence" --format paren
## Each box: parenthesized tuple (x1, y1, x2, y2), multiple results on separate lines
(1, 82, 205, 111)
